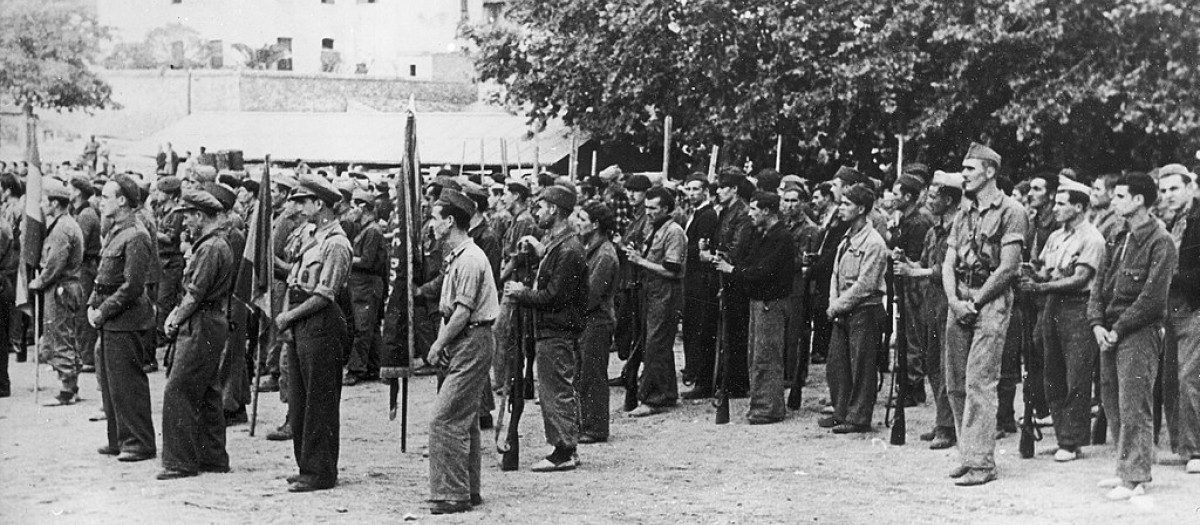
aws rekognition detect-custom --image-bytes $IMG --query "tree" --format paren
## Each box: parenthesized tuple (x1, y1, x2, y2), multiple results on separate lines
(0, 1, 116, 116)
(232, 42, 291, 70)
(143, 23, 215, 69)
(465, 0, 1200, 178)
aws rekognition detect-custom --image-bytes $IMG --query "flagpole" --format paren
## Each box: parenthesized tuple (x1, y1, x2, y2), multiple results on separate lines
(775, 135, 783, 172)
(662, 116, 672, 180)
(32, 281, 39, 403)
(249, 155, 271, 437)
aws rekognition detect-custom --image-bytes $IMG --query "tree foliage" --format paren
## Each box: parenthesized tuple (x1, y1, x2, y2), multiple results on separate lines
(232, 43, 291, 70)
(0, 1, 116, 114)
(102, 23, 216, 70)
(465, 0, 1200, 178)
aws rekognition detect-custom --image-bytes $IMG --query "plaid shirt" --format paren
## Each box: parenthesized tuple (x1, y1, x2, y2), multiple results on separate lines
(605, 187, 633, 234)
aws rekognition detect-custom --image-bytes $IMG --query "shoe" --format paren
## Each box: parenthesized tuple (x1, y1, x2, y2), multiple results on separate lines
(470, 493, 483, 506)
(97, 445, 120, 456)
(747, 416, 783, 425)
(342, 373, 360, 386)
(267, 426, 293, 441)
(256, 377, 280, 393)
(43, 392, 78, 407)
(832, 423, 870, 434)
(817, 416, 841, 428)
(530, 457, 577, 472)
(627, 404, 664, 418)
(577, 434, 607, 444)
(288, 481, 334, 492)
(80, 364, 96, 373)
(930, 435, 957, 450)
(429, 500, 472, 514)
(955, 469, 997, 486)
(1104, 484, 1145, 501)
(948, 465, 971, 479)
(89, 411, 107, 422)
(479, 413, 494, 430)
(680, 388, 713, 400)
(156, 469, 198, 480)
(919, 429, 937, 442)
(1054, 449, 1078, 462)
(1187, 458, 1200, 474)
(1096, 477, 1122, 489)
(820, 405, 835, 415)
(117, 451, 156, 462)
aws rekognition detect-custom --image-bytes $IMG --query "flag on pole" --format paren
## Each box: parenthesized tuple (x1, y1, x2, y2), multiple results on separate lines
(381, 97, 421, 378)
(16, 115, 44, 314)
(236, 159, 274, 318)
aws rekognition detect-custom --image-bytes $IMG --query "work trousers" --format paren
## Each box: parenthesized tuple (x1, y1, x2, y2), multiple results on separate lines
(429, 325, 492, 502)
(901, 280, 928, 399)
(1000, 294, 1047, 422)
(924, 290, 953, 430)
(77, 259, 98, 367)
(161, 309, 228, 473)
(945, 289, 1012, 470)
(827, 304, 884, 426)
(1040, 295, 1098, 450)
(784, 276, 810, 386)
(220, 300, 249, 414)
(0, 276, 12, 395)
(809, 272, 833, 361)
(156, 257, 184, 346)
(720, 290, 751, 397)
(346, 273, 383, 378)
(258, 280, 288, 378)
(535, 336, 580, 450)
(638, 280, 680, 408)
(748, 298, 788, 421)
(287, 303, 348, 487)
(578, 318, 613, 440)
(37, 281, 84, 396)
(98, 329, 156, 455)
(682, 270, 719, 390)
(1100, 325, 1162, 485)
(1166, 301, 1200, 458)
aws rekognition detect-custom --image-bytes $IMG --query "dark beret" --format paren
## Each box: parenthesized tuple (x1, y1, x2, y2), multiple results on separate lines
(218, 173, 242, 189)
(834, 166, 868, 186)
(540, 185, 577, 211)
(436, 188, 476, 217)
(69, 176, 94, 199)
(896, 174, 926, 195)
(111, 174, 142, 208)
(178, 190, 223, 215)
(156, 176, 181, 194)
(624, 174, 652, 192)
(205, 183, 238, 212)
(844, 183, 876, 210)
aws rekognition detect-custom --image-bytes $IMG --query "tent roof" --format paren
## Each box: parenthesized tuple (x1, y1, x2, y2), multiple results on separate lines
(131, 111, 581, 166)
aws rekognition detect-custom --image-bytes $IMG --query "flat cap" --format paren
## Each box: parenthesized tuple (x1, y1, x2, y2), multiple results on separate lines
(625, 174, 652, 192)
(205, 183, 238, 212)
(436, 188, 476, 217)
(963, 142, 1002, 166)
(833, 166, 868, 186)
(44, 178, 71, 201)
(540, 185, 577, 211)
(178, 189, 224, 214)
(289, 174, 343, 205)
(932, 170, 964, 189)
(598, 165, 624, 181)
(156, 176, 181, 194)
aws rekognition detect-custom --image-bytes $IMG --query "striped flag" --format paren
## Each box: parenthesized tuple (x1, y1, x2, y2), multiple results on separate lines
(236, 159, 273, 318)
(16, 116, 44, 314)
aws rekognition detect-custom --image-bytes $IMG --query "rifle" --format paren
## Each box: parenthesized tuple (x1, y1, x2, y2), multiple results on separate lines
(713, 269, 730, 425)
(1091, 404, 1107, 445)
(623, 283, 644, 412)
(889, 264, 907, 446)
(497, 246, 537, 470)
(1018, 371, 1042, 458)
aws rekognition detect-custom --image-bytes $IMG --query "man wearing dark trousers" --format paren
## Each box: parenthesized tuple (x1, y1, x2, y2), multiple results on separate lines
(344, 190, 388, 386)
(91, 175, 158, 462)
(69, 176, 101, 373)
(889, 174, 933, 405)
(680, 175, 719, 399)
(705, 169, 754, 398)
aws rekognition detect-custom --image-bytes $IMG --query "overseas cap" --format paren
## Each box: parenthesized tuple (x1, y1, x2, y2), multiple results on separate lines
(289, 174, 342, 205)
(178, 189, 223, 214)
(1058, 177, 1091, 197)
(436, 188, 476, 217)
(156, 176, 182, 194)
(963, 142, 1002, 166)
(625, 174, 652, 192)
(932, 170, 964, 189)
(540, 185, 577, 211)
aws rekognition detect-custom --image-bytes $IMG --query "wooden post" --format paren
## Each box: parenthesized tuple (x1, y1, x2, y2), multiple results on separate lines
(480, 138, 486, 178)
(500, 138, 509, 179)
(533, 137, 540, 180)
(459, 141, 467, 177)
(590, 150, 598, 179)
(775, 135, 783, 171)
(707, 145, 720, 181)
(661, 116, 672, 180)
(569, 130, 578, 182)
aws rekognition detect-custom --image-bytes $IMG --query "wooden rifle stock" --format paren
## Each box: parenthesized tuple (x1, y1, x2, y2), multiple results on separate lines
(1091, 404, 1107, 445)
(889, 266, 907, 446)
(1019, 372, 1041, 458)
(713, 273, 730, 425)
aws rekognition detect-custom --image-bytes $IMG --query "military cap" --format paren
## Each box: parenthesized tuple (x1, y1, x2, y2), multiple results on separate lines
(963, 142, 1002, 166)
(288, 174, 342, 205)
(598, 165, 624, 181)
(436, 188, 476, 217)
(780, 175, 805, 189)
(460, 180, 486, 199)
(843, 183, 876, 210)
(903, 163, 931, 182)
(177, 189, 223, 214)
(833, 166, 868, 186)
(44, 178, 71, 201)
(431, 175, 462, 193)
(351, 189, 376, 206)
(625, 174, 652, 192)
(205, 183, 238, 212)
(333, 177, 358, 202)
(157, 176, 182, 194)
(1159, 163, 1193, 181)
(242, 177, 260, 194)
(274, 170, 299, 190)
(932, 170, 964, 189)
(540, 185, 577, 211)
(218, 172, 242, 189)
(896, 174, 926, 195)
(1058, 177, 1090, 197)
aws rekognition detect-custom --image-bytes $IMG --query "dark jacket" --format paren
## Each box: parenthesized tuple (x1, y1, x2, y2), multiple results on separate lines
(1168, 198, 1200, 310)
(715, 198, 753, 266)
(512, 224, 587, 338)
(1088, 217, 1177, 338)
(90, 214, 155, 331)
(685, 202, 719, 269)
(729, 221, 795, 301)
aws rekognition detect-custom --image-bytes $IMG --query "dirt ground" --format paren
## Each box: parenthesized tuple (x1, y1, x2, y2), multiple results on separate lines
(2, 341, 1198, 525)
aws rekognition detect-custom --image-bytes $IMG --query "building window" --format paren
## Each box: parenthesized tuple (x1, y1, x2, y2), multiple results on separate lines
(276, 37, 293, 71)
(172, 0, 182, 4)
(321, 0, 334, 4)
(409, 64, 417, 77)
(484, 2, 505, 23)
(209, 39, 223, 69)
(321, 38, 334, 50)
(357, 0, 376, 3)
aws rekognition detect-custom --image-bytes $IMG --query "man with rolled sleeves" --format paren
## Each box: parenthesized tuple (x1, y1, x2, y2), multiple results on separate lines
(69, 176, 102, 372)
(943, 143, 1028, 486)
(896, 170, 963, 449)
(1089, 172, 1176, 499)
(1018, 178, 1105, 462)
(31, 179, 86, 406)
(344, 189, 387, 386)
(275, 175, 353, 492)
(625, 186, 687, 417)
(505, 185, 587, 472)
(820, 185, 888, 433)
(91, 174, 157, 462)
(153, 176, 186, 355)
(716, 192, 796, 424)
(157, 190, 235, 480)
(425, 189, 499, 514)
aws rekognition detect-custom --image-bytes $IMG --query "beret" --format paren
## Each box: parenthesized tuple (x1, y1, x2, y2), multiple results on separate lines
(505, 178, 529, 192)
(432, 176, 462, 192)
(69, 176, 94, 198)
(156, 176, 181, 194)
(540, 185, 577, 210)
(241, 178, 260, 194)
(896, 174, 925, 195)
(932, 170, 964, 189)
(833, 166, 868, 186)
(178, 189, 223, 214)
(289, 174, 343, 206)
(190, 165, 218, 183)
(554, 176, 577, 194)
(598, 165, 624, 181)
(625, 174, 652, 192)
(964, 142, 1002, 166)
(205, 183, 238, 212)
(351, 189, 376, 206)
(844, 183, 876, 209)
(218, 173, 242, 189)
(460, 180, 487, 201)
(436, 188, 476, 217)
(111, 174, 143, 208)
(44, 179, 71, 201)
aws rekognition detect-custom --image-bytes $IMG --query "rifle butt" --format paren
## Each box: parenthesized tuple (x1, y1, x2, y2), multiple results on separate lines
(715, 396, 730, 425)
(1091, 407, 1107, 445)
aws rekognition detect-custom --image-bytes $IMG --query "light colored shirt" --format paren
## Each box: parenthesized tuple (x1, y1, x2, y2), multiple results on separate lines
(287, 219, 352, 303)
(830, 222, 888, 314)
(1040, 220, 1106, 285)
(439, 238, 500, 324)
